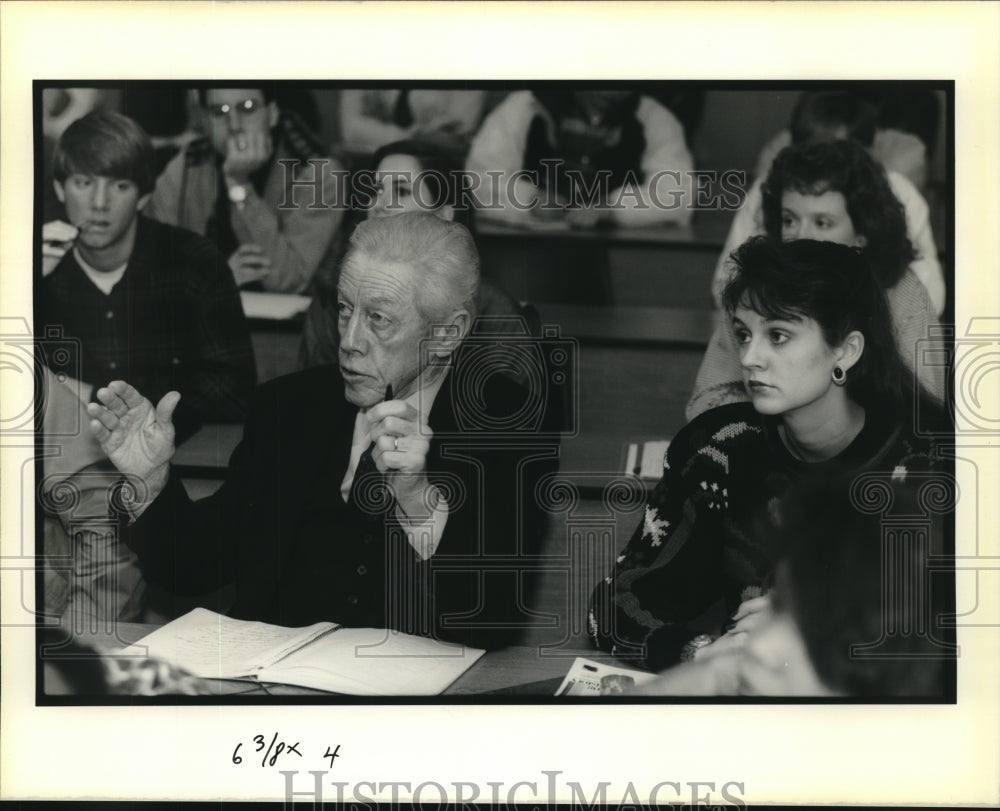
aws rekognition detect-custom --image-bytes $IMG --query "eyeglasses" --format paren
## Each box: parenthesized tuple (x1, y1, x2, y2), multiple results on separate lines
(207, 98, 261, 118)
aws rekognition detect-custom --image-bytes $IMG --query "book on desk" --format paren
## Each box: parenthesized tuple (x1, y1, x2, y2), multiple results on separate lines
(122, 608, 485, 696)
(624, 439, 671, 480)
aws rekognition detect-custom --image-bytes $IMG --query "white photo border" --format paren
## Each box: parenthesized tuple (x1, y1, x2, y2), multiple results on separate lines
(2, 1, 998, 805)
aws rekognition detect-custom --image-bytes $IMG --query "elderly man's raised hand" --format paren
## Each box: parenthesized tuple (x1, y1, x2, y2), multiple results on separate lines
(87, 381, 179, 501)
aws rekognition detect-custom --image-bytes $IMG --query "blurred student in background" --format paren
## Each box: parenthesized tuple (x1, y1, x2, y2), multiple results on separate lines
(753, 89, 933, 194)
(146, 87, 345, 294)
(339, 88, 487, 158)
(299, 139, 519, 370)
(467, 89, 694, 228)
(588, 237, 945, 672)
(714, 91, 944, 314)
(688, 140, 945, 419)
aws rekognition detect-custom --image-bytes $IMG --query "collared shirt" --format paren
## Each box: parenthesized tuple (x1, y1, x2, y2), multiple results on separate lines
(339, 368, 450, 560)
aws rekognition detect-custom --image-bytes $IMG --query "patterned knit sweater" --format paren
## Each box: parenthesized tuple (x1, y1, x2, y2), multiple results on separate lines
(587, 402, 943, 671)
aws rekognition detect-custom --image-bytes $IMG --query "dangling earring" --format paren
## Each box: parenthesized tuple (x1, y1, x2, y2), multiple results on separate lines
(832, 365, 846, 385)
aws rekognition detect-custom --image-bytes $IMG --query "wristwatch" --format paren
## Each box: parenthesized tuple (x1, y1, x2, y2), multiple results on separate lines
(227, 183, 249, 209)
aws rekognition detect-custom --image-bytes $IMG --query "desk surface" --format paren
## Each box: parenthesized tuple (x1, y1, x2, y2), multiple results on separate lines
(536, 303, 713, 347)
(244, 296, 714, 347)
(476, 210, 732, 250)
(174, 422, 243, 470)
(58, 623, 598, 697)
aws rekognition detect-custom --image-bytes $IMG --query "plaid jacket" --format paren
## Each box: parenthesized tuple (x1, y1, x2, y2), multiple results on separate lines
(41, 217, 256, 440)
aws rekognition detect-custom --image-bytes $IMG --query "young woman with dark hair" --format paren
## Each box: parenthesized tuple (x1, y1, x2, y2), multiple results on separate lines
(589, 237, 946, 672)
(688, 140, 945, 419)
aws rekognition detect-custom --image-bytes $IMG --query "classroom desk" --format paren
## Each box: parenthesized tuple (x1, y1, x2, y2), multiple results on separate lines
(476, 209, 733, 249)
(173, 422, 243, 474)
(53, 622, 601, 697)
(536, 303, 713, 348)
(475, 211, 733, 308)
(248, 319, 304, 384)
(247, 299, 715, 357)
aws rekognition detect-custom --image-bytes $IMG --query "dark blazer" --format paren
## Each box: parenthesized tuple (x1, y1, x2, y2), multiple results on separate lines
(125, 360, 560, 649)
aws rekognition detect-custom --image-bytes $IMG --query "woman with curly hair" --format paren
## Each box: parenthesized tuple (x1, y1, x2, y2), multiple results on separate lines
(687, 139, 945, 420)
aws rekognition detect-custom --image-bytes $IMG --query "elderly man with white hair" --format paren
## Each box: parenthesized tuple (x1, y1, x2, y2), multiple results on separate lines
(88, 213, 560, 650)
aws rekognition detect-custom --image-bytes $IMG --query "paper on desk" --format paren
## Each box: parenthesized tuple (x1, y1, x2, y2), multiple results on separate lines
(119, 608, 485, 694)
(120, 608, 335, 679)
(261, 628, 485, 696)
(240, 291, 312, 320)
(554, 657, 658, 696)
(624, 439, 671, 479)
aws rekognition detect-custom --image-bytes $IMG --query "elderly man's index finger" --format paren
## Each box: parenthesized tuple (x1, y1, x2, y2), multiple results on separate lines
(86, 401, 118, 431)
(95, 385, 122, 408)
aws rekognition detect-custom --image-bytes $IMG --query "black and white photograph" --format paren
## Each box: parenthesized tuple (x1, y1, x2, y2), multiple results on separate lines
(2, 2, 997, 807)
